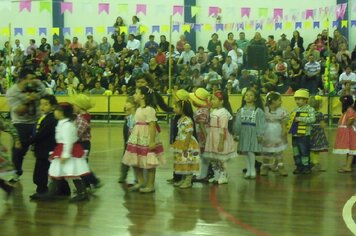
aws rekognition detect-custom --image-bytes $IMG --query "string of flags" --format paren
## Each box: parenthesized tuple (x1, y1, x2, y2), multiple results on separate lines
(4, 1, 353, 20)
(1, 20, 356, 37)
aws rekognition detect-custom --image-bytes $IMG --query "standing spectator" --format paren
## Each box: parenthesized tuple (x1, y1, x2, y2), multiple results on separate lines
(38, 38, 51, 54)
(303, 55, 321, 94)
(290, 30, 304, 59)
(207, 33, 222, 54)
(159, 35, 169, 52)
(330, 29, 348, 54)
(130, 15, 142, 41)
(5, 68, 47, 181)
(277, 33, 291, 55)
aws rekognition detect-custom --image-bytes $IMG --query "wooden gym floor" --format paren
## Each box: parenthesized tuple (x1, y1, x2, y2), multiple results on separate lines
(0, 122, 355, 236)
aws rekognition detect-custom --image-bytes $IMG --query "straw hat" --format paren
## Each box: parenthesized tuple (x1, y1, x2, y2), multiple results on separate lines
(189, 88, 210, 107)
(175, 89, 189, 101)
(71, 94, 95, 111)
(294, 89, 309, 99)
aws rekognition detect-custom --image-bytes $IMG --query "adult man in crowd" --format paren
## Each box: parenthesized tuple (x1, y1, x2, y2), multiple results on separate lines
(303, 54, 321, 95)
(6, 68, 47, 181)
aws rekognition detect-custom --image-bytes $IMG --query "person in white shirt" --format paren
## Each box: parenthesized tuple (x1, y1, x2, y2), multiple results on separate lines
(222, 56, 238, 80)
(126, 34, 141, 52)
(227, 43, 243, 66)
(339, 65, 356, 93)
(13, 39, 25, 53)
(178, 43, 195, 65)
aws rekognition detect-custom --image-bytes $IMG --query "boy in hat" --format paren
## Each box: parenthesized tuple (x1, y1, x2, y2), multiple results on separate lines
(288, 89, 315, 174)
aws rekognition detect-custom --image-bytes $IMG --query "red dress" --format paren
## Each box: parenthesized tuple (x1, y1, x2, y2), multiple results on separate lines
(333, 108, 356, 155)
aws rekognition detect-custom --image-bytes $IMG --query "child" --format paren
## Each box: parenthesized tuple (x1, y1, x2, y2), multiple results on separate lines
(203, 91, 236, 184)
(28, 95, 61, 199)
(71, 94, 102, 190)
(122, 86, 165, 193)
(189, 88, 211, 182)
(171, 100, 200, 188)
(287, 89, 315, 174)
(47, 103, 90, 202)
(309, 95, 328, 171)
(234, 88, 265, 179)
(261, 92, 289, 176)
(119, 96, 138, 183)
(333, 95, 356, 172)
(167, 89, 190, 184)
(0, 118, 21, 200)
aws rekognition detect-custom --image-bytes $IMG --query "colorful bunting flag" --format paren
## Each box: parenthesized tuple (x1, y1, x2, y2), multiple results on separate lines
(161, 25, 169, 33)
(351, 20, 356, 27)
(39, 27, 47, 36)
(60, 2, 72, 14)
(128, 26, 137, 34)
(304, 21, 312, 29)
(215, 24, 224, 31)
(14, 28, 23, 36)
(96, 26, 105, 34)
(136, 4, 147, 15)
(313, 21, 320, 29)
(107, 26, 115, 35)
(51, 27, 59, 36)
(285, 22, 292, 29)
(182, 24, 191, 33)
(203, 24, 212, 31)
(19, 0, 31, 12)
(173, 5, 183, 16)
(98, 3, 109, 14)
(335, 3, 347, 20)
(259, 8, 268, 18)
(120, 26, 128, 35)
(332, 20, 339, 28)
(74, 27, 83, 34)
(62, 27, 71, 35)
(194, 24, 201, 31)
(27, 27, 36, 36)
(191, 6, 200, 17)
(274, 8, 283, 21)
(295, 22, 302, 29)
(139, 25, 148, 34)
(118, 4, 128, 13)
(341, 20, 348, 28)
(208, 6, 219, 17)
(85, 27, 93, 35)
(241, 7, 251, 18)
(1, 28, 10, 37)
(152, 25, 160, 33)
(306, 9, 314, 19)
(39, 1, 51, 12)
(172, 25, 180, 32)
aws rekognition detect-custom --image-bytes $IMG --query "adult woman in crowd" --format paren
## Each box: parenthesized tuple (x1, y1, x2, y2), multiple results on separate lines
(223, 32, 236, 53)
(290, 30, 304, 60)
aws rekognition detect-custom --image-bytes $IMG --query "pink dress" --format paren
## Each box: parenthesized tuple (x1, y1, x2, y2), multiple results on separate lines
(122, 106, 165, 169)
(193, 107, 209, 152)
(333, 107, 356, 155)
(203, 108, 236, 161)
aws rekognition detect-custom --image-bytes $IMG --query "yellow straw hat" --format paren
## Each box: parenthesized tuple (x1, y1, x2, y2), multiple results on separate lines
(71, 94, 95, 111)
(189, 88, 210, 107)
(294, 89, 309, 99)
(175, 89, 189, 101)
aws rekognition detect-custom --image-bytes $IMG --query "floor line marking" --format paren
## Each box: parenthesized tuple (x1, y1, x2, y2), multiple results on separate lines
(342, 195, 356, 235)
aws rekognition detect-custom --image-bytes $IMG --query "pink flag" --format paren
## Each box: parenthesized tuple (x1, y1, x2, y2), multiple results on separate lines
(19, 0, 31, 12)
(98, 3, 109, 14)
(336, 3, 347, 19)
(273, 8, 283, 20)
(241, 7, 251, 18)
(173, 5, 183, 16)
(208, 6, 219, 17)
(60, 2, 72, 14)
(306, 9, 314, 19)
(136, 4, 147, 15)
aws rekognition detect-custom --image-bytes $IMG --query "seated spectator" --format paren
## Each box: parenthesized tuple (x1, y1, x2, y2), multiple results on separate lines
(303, 43, 320, 62)
(106, 48, 119, 65)
(274, 57, 288, 79)
(195, 46, 208, 72)
(261, 68, 278, 93)
(238, 69, 256, 91)
(210, 45, 226, 65)
(90, 81, 106, 94)
(250, 32, 266, 45)
(77, 83, 88, 94)
(338, 65, 356, 95)
(148, 58, 164, 78)
(191, 69, 204, 90)
(227, 43, 243, 66)
(38, 37, 51, 54)
(113, 35, 126, 53)
(189, 57, 201, 74)
(175, 70, 192, 91)
(129, 49, 140, 66)
(282, 45, 297, 62)
(176, 35, 187, 54)
(207, 33, 222, 54)
(43, 73, 56, 94)
(140, 48, 151, 64)
(55, 81, 68, 95)
(155, 47, 166, 65)
(69, 37, 82, 50)
(178, 44, 195, 65)
(223, 32, 236, 52)
(159, 35, 169, 52)
(103, 82, 119, 96)
(64, 71, 80, 88)
(144, 35, 159, 56)
(165, 45, 180, 64)
(204, 68, 222, 91)
(99, 37, 111, 55)
(266, 35, 277, 55)
(224, 80, 237, 94)
(303, 54, 321, 94)
(209, 57, 222, 75)
(53, 59, 67, 76)
(314, 34, 325, 52)
(222, 56, 238, 86)
(126, 34, 140, 52)
(26, 39, 37, 56)
(84, 35, 98, 54)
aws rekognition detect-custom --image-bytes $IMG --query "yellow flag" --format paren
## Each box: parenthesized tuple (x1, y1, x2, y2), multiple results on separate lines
(96, 26, 105, 34)
(341, 20, 348, 28)
(74, 27, 84, 34)
(27, 27, 36, 36)
(304, 21, 312, 29)
(245, 22, 252, 30)
(51, 27, 60, 36)
(1, 27, 10, 37)
(182, 24, 191, 33)
(259, 8, 268, 18)
(266, 23, 273, 30)
(285, 22, 292, 29)
(139, 25, 148, 34)
(161, 25, 169, 33)
(322, 21, 329, 28)
(203, 24, 212, 31)
(191, 6, 200, 17)
(118, 4, 128, 13)
(119, 26, 128, 35)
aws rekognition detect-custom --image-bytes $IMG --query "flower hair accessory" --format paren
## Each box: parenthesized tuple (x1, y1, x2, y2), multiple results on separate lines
(147, 87, 154, 94)
(315, 95, 322, 101)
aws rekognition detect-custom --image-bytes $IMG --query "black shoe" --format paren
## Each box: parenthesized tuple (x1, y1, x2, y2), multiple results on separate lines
(255, 161, 262, 173)
(30, 192, 48, 200)
(242, 168, 247, 173)
(302, 167, 312, 174)
(293, 168, 303, 175)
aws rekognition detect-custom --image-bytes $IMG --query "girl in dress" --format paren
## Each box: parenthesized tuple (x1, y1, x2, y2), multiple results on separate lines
(203, 91, 236, 184)
(261, 92, 289, 176)
(0, 118, 20, 200)
(122, 86, 165, 193)
(48, 103, 90, 202)
(171, 100, 200, 188)
(309, 96, 328, 172)
(333, 95, 356, 173)
(189, 88, 211, 182)
(234, 88, 265, 179)
(119, 96, 138, 183)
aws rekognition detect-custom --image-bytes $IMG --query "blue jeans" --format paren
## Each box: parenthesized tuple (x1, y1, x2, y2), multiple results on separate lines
(292, 136, 310, 169)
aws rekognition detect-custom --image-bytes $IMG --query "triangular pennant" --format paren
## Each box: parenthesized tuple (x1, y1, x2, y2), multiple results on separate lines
(27, 27, 36, 36)
(39, 27, 47, 36)
(14, 28, 23, 36)
(51, 27, 59, 36)
(191, 6, 200, 17)
(39, 1, 51, 12)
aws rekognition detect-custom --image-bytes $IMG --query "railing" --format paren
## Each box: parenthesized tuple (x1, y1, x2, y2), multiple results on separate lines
(0, 95, 343, 123)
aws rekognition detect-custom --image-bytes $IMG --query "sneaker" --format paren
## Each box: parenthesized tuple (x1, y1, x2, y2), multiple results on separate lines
(92, 180, 103, 189)
(69, 194, 89, 203)
(217, 173, 228, 185)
